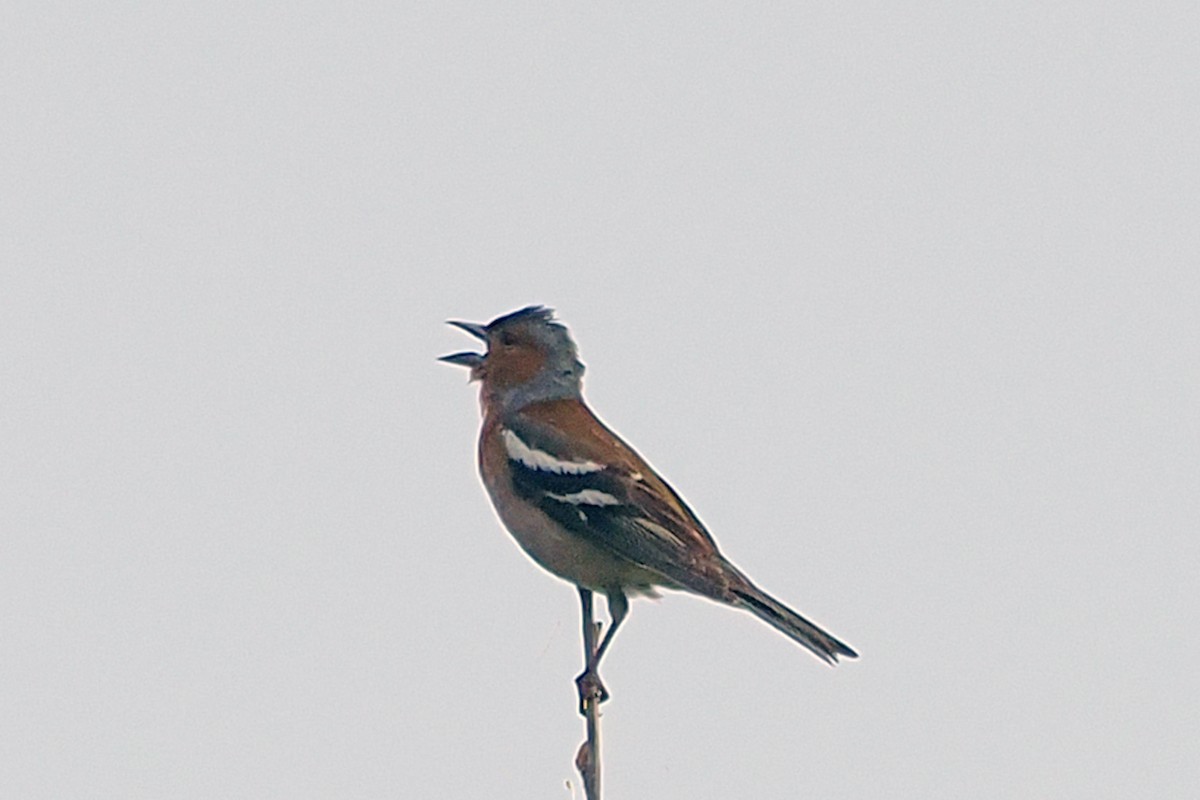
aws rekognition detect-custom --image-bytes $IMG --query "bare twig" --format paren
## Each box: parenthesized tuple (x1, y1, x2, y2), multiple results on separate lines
(575, 589, 603, 800)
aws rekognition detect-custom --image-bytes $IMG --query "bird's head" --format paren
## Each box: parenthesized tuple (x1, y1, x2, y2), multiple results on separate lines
(439, 305, 584, 409)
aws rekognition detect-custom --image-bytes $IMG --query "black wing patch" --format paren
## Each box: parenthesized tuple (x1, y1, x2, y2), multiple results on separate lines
(505, 442, 630, 527)
(502, 423, 705, 590)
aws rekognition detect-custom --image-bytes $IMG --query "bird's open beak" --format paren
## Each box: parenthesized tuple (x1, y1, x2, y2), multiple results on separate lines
(439, 319, 488, 369)
(446, 320, 488, 341)
(438, 351, 484, 368)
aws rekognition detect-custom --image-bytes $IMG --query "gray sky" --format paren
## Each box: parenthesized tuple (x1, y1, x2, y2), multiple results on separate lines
(3, 4, 1198, 798)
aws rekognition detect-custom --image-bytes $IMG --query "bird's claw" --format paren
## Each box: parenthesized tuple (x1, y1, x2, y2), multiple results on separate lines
(575, 668, 609, 715)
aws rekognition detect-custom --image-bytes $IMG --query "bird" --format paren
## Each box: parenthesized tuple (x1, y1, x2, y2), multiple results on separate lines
(440, 305, 856, 710)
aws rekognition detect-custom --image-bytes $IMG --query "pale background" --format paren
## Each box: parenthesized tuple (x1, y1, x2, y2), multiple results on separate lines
(3, 4, 1197, 798)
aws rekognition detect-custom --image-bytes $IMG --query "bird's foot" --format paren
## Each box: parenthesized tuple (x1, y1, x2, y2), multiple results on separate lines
(575, 667, 609, 715)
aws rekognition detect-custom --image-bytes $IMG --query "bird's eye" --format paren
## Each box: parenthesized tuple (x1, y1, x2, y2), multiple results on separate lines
(499, 332, 516, 348)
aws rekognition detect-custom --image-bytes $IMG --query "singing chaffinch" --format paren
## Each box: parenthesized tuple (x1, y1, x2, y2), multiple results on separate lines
(440, 306, 856, 708)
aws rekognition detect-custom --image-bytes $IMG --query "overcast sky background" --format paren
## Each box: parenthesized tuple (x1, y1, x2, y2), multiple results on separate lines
(3, 4, 1198, 799)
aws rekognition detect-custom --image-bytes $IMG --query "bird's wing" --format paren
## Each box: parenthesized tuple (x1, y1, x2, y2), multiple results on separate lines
(501, 404, 732, 597)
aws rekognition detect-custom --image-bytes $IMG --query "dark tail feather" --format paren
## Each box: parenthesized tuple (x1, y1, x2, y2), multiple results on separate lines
(732, 587, 858, 665)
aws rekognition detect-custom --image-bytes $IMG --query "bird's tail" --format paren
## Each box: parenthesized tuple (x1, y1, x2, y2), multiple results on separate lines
(731, 585, 858, 665)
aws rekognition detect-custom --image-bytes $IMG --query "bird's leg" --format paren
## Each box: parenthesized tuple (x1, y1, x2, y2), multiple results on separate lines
(574, 588, 629, 715)
(595, 590, 628, 665)
(575, 588, 606, 714)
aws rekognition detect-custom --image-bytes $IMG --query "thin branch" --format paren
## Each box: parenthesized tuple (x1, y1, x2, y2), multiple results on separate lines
(575, 590, 603, 800)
